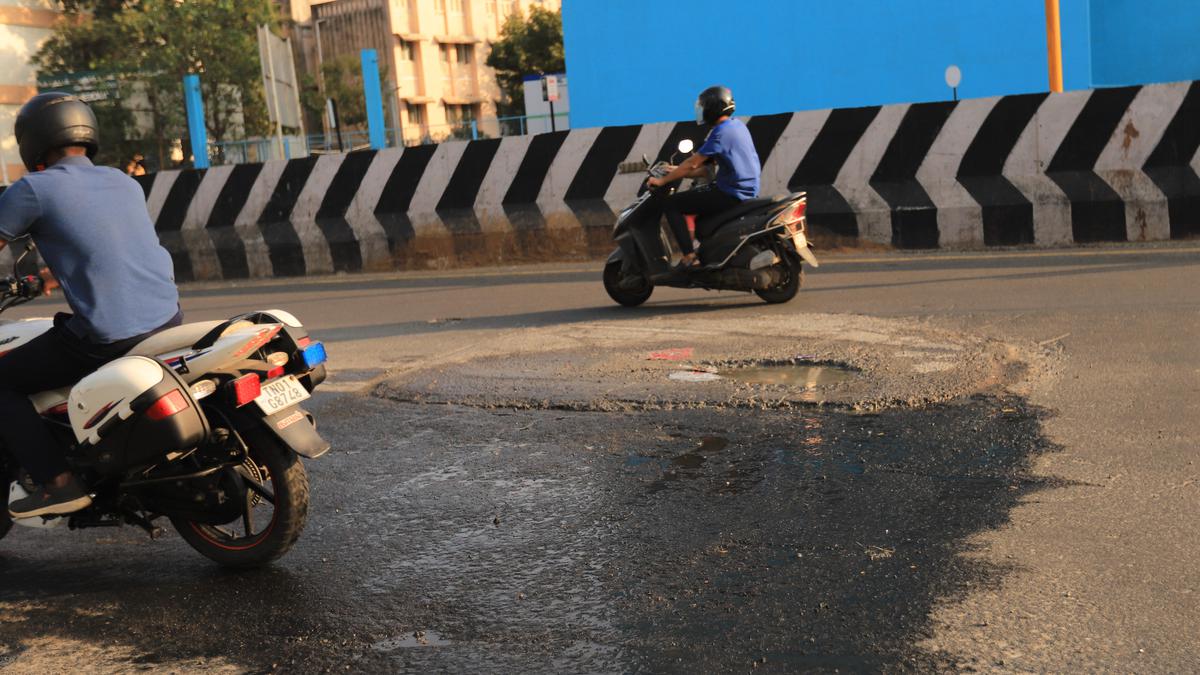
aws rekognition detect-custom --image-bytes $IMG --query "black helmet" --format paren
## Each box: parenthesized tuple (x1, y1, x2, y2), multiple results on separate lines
(695, 85, 735, 126)
(14, 92, 99, 171)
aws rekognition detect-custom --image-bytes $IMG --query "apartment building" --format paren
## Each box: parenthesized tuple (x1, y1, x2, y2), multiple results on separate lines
(301, 0, 559, 144)
(0, 0, 59, 184)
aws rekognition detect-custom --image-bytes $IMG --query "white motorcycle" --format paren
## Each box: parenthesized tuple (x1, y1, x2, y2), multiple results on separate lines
(0, 243, 329, 568)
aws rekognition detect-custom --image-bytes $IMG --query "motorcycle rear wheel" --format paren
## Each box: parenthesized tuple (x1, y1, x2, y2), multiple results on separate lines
(603, 260, 654, 307)
(171, 428, 309, 568)
(754, 250, 804, 304)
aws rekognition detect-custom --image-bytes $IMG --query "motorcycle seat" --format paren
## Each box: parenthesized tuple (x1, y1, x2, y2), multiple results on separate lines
(128, 321, 225, 358)
(695, 198, 775, 240)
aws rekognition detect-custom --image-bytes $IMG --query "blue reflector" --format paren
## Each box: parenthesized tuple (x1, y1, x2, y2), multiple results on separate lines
(301, 342, 327, 369)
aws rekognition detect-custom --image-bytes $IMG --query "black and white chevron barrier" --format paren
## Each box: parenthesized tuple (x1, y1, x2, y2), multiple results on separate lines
(3, 80, 1199, 281)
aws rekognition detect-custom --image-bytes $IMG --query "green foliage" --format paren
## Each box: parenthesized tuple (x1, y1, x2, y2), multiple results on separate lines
(299, 55, 388, 131)
(33, 0, 279, 169)
(485, 5, 565, 114)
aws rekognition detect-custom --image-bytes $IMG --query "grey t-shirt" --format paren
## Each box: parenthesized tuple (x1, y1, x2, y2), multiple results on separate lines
(0, 156, 179, 343)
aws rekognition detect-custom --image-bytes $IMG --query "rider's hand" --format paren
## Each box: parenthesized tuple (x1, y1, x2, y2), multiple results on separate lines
(38, 267, 58, 296)
(647, 176, 663, 188)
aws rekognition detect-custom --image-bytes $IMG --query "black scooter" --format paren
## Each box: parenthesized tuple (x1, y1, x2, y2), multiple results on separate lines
(603, 139, 819, 307)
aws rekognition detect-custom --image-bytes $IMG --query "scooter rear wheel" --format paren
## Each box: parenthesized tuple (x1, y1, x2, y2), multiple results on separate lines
(604, 260, 654, 307)
(754, 250, 803, 304)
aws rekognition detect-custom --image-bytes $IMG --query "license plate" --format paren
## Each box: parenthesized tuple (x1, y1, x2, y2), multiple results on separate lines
(255, 375, 310, 415)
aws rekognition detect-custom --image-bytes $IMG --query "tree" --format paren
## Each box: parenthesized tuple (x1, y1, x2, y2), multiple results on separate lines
(33, 0, 279, 169)
(299, 54, 389, 132)
(485, 5, 565, 115)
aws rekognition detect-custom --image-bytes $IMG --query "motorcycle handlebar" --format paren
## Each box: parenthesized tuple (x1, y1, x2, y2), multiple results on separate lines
(1, 274, 43, 302)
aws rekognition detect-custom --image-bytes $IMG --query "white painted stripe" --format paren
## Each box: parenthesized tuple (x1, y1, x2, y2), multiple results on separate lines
(180, 165, 232, 280)
(346, 147, 403, 271)
(538, 127, 601, 229)
(408, 140, 469, 235)
(835, 103, 909, 244)
(604, 122, 673, 212)
(234, 159, 289, 277)
(289, 153, 342, 275)
(759, 109, 831, 198)
(145, 170, 180, 224)
(474, 135, 533, 232)
(917, 97, 998, 247)
(1004, 90, 1091, 245)
(1094, 83, 1189, 241)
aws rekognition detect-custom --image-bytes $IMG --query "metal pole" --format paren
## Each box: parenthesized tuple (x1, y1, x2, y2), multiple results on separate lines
(549, 99, 556, 133)
(262, 25, 286, 159)
(183, 74, 210, 169)
(0, 145, 10, 185)
(314, 17, 328, 145)
(1045, 0, 1064, 92)
(285, 36, 307, 156)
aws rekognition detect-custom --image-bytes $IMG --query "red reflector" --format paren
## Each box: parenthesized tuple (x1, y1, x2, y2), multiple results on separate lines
(266, 366, 285, 380)
(146, 389, 190, 421)
(793, 200, 807, 219)
(231, 373, 261, 407)
(296, 336, 312, 348)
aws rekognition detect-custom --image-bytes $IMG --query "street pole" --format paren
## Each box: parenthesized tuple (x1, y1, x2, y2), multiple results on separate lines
(262, 25, 286, 160)
(314, 17, 329, 148)
(549, 98, 556, 133)
(0, 145, 9, 186)
(1045, 0, 1064, 93)
(285, 36, 308, 156)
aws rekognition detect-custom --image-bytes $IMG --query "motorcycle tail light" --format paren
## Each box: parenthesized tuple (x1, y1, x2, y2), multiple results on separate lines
(146, 390, 190, 421)
(266, 365, 285, 380)
(230, 373, 261, 407)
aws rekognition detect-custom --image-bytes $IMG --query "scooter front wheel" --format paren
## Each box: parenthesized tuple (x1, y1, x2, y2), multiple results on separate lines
(603, 260, 653, 307)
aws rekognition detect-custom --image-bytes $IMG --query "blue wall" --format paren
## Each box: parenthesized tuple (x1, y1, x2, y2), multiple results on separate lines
(1090, 0, 1200, 87)
(562, 0, 1199, 129)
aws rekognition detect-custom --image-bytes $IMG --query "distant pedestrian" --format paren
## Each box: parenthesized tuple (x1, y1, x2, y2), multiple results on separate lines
(124, 153, 146, 176)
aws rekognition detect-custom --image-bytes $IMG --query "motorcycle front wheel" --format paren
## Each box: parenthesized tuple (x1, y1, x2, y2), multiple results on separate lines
(755, 250, 804, 304)
(172, 428, 309, 568)
(603, 259, 653, 307)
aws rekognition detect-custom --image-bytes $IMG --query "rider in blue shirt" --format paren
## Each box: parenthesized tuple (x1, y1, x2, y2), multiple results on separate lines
(0, 93, 181, 519)
(647, 86, 761, 277)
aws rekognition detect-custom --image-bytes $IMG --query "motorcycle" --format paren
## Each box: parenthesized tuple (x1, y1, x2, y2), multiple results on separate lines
(603, 139, 820, 307)
(0, 242, 329, 568)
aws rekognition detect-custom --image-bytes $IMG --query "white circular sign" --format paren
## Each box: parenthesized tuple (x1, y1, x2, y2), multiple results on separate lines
(945, 65, 962, 89)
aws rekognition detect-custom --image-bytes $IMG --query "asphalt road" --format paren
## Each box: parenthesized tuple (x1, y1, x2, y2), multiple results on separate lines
(1, 243, 1198, 672)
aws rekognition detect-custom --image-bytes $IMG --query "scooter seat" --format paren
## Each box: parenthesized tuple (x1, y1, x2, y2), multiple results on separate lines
(128, 321, 225, 357)
(695, 198, 775, 240)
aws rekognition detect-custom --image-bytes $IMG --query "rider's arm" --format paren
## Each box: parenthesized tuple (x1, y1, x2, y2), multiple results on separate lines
(0, 180, 40, 243)
(648, 153, 711, 187)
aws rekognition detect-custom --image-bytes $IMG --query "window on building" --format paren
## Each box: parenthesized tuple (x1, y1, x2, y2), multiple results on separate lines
(406, 103, 426, 127)
(397, 38, 417, 62)
(455, 44, 474, 65)
(439, 44, 453, 64)
(435, 0, 446, 15)
(450, 0, 465, 15)
(444, 103, 477, 124)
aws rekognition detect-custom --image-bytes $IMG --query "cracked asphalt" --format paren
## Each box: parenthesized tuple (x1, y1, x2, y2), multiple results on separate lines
(1, 244, 1198, 673)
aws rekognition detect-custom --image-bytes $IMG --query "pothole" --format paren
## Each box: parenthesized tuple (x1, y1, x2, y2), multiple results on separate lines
(373, 314, 1041, 412)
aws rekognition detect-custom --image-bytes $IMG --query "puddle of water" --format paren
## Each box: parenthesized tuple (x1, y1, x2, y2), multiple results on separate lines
(722, 363, 856, 388)
(373, 630, 452, 651)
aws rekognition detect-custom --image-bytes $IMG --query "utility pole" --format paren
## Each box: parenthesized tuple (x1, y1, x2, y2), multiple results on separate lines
(1045, 0, 1064, 92)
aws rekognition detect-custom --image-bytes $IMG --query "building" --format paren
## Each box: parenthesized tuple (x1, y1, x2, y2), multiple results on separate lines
(292, 0, 560, 145)
(0, 0, 59, 184)
(562, 0, 1200, 128)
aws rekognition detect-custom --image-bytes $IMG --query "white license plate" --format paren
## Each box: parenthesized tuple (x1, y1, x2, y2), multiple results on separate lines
(255, 375, 310, 415)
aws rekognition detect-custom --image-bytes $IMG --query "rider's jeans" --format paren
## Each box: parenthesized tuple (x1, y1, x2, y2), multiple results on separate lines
(659, 184, 740, 255)
(0, 311, 180, 484)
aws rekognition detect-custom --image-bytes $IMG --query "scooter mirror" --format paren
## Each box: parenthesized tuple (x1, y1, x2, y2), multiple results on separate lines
(677, 139, 694, 154)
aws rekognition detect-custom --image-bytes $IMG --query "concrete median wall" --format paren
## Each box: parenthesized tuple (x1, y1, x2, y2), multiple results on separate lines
(2, 80, 1199, 281)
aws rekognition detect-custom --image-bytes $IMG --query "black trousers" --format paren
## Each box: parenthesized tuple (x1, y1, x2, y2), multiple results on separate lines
(0, 311, 181, 483)
(658, 185, 740, 255)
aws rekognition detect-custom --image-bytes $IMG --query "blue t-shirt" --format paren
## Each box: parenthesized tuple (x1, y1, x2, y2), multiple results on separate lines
(0, 156, 179, 343)
(698, 118, 761, 201)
